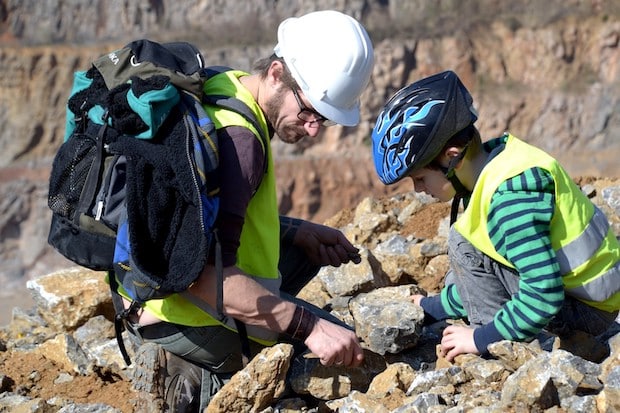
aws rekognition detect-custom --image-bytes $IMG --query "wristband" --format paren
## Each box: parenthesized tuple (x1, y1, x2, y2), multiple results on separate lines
(285, 305, 318, 341)
(280, 216, 303, 245)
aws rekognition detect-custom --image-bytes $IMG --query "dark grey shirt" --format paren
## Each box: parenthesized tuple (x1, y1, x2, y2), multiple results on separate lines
(212, 125, 267, 266)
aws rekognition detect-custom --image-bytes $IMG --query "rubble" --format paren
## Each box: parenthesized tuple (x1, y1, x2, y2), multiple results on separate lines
(0, 179, 619, 412)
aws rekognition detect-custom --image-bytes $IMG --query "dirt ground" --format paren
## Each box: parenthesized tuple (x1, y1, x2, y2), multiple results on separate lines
(400, 202, 451, 239)
(0, 351, 137, 412)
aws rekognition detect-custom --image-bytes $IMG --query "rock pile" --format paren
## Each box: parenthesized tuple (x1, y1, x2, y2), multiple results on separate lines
(0, 178, 619, 412)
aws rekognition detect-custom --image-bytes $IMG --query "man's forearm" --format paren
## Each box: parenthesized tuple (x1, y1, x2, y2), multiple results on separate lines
(221, 271, 295, 331)
(190, 263, 311, 335)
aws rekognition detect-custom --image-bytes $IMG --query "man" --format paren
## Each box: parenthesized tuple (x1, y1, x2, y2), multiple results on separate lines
(371, 71, 619, 362)
(122, 10, 375, 411)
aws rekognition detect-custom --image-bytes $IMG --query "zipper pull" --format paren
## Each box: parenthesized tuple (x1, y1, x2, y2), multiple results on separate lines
(95, 200, 104, 221)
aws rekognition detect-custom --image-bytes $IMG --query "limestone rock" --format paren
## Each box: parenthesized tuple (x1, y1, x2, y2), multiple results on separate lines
(206, 343, 294, 413)
(350, 285, 425, 355)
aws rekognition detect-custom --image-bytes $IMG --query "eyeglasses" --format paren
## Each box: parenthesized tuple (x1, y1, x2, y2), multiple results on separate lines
(291, 88, 335, 127)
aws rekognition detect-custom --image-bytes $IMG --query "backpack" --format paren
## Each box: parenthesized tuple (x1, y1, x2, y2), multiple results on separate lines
(47, 39, 266, 364)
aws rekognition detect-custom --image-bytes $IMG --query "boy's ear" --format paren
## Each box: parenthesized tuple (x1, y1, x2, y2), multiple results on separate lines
(441, 146, 467, 170)
(444, 146, 462, 160)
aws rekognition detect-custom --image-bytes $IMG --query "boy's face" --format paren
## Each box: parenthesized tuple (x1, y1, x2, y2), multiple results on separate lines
(408, 167, 456, 202)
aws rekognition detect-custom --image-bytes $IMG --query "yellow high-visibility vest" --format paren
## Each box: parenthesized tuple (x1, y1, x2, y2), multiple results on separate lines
(454, 134, 620, 312)
(127, 71, 280, 344)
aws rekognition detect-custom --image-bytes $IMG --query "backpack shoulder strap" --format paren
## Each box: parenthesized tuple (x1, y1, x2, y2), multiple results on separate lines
(202, 66, 270, 153)
(204, 94, 269, 153)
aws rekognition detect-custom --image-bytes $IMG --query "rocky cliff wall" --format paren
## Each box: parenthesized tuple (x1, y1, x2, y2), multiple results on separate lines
(0, 0, 619, 284)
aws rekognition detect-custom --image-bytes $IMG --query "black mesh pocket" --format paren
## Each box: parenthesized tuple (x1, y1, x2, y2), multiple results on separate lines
(47, 122, 119, 270)
(48, 132, 98, 220)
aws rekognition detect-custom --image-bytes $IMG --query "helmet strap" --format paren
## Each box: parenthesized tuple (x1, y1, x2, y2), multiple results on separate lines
(449, 195, 462, 226)
(442, 144, 470, 225)
(446, 174, 468, 225)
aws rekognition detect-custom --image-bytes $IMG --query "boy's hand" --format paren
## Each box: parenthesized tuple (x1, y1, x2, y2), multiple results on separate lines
(411, 294, 425, 306)
(440, 325, 479, 361)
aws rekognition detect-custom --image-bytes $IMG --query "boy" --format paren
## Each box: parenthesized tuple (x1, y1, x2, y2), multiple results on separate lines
(370, 70, 619, 361)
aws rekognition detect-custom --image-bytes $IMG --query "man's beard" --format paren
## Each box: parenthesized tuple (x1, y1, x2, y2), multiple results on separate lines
(264, 87, 305, 144)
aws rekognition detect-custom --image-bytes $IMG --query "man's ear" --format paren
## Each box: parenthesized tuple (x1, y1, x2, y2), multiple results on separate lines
(268, 60, 285, 88)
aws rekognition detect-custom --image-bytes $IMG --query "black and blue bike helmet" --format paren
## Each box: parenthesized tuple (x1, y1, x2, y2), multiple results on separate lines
(371, 71, 478, 185)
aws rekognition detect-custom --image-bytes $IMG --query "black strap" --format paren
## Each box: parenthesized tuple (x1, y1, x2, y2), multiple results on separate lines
(449, 196, 462, 226)
(178, 229, 253, 366)
(214, 229, 224, 316)
(204, 94, 270, 161)
(203, 66, 234, 78)
(443, 144, 470, 225)
(234, 319, 251, 367)
(200, 66, 269, 171)
(108, 271, 137, 366)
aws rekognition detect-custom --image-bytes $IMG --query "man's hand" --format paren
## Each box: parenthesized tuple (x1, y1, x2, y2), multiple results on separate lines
(439, 325, 479, 361)
(295, 220, 361, 267)
(304, 318, 364, 367)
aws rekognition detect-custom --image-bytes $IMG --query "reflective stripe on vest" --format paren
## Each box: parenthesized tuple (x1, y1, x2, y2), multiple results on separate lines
(557, 205, 620, 303)
(556, 206, 608, 274)
(566, 259, 620, 302)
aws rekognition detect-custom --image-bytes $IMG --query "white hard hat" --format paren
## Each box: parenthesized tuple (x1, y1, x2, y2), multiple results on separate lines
(274, 10, 374, 126)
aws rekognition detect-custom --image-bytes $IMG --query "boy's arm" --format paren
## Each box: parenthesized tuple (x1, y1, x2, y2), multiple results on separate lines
(413, 280, 468, 324)
(476, 167, 561, 353)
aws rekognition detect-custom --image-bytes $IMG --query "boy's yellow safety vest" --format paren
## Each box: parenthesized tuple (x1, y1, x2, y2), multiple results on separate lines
(454, 134, 620, 312)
